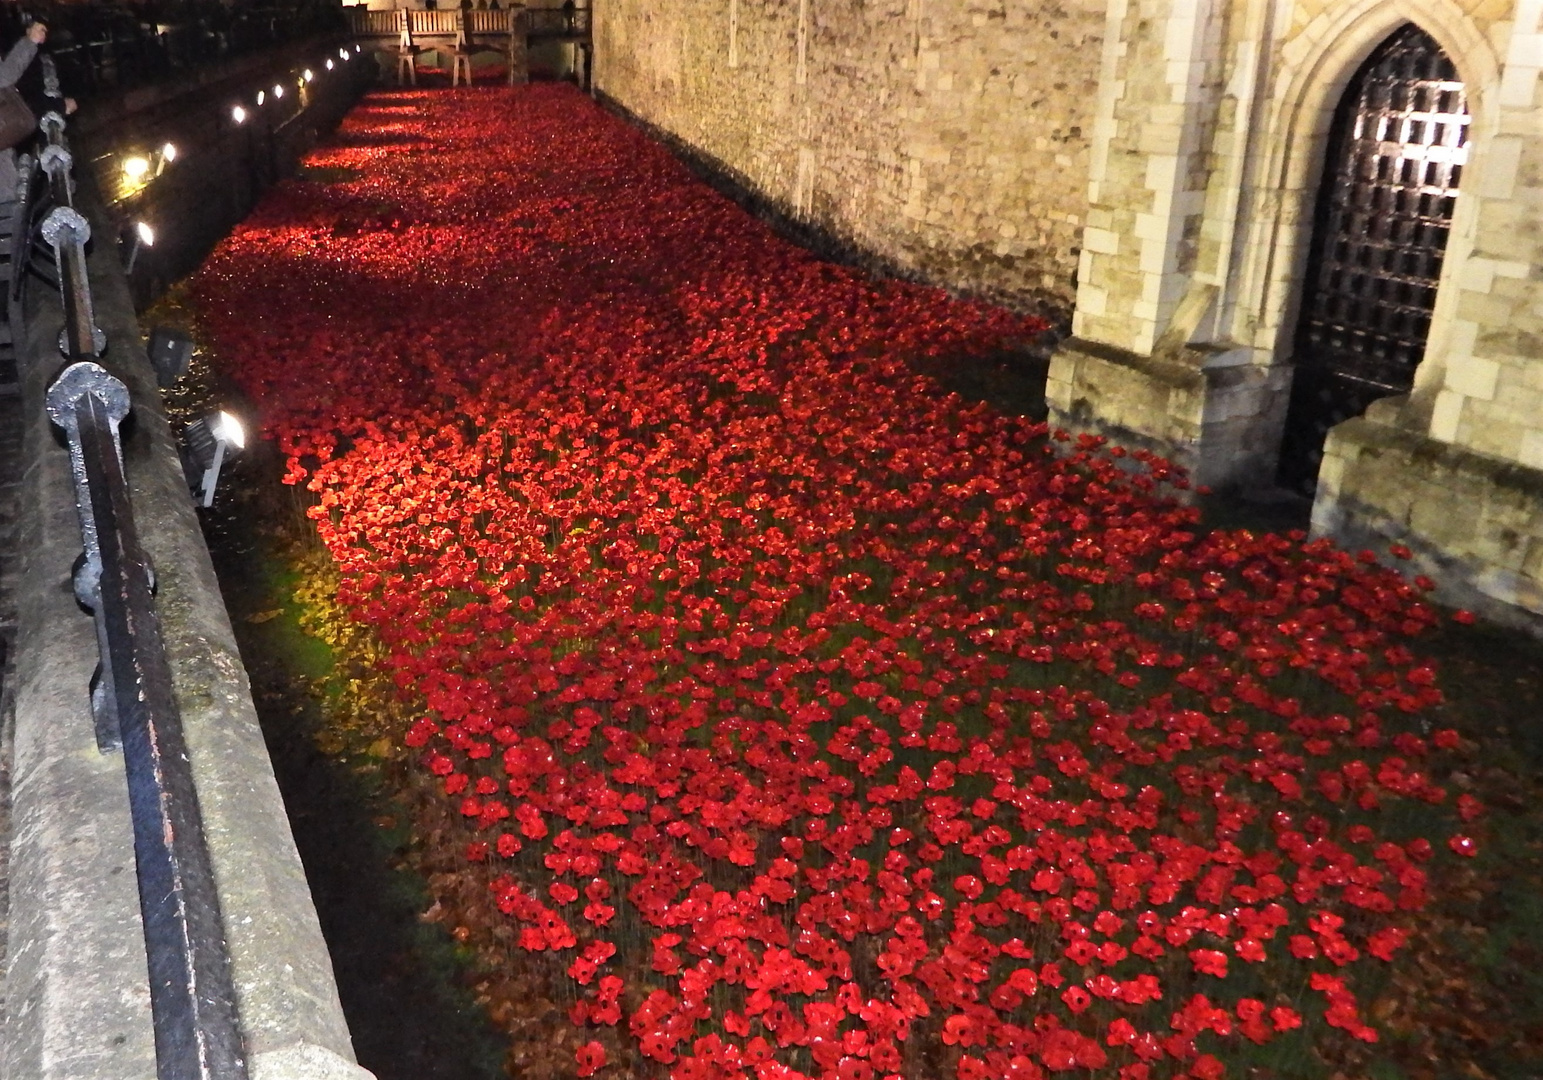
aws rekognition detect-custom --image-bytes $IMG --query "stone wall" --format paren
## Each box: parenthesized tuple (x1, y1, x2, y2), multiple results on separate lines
(1409, 0, 1543, 469)
(593, 0, 1106, 315)
(1317, 398, 1543, 633)
(1070, 0, 1232, 357)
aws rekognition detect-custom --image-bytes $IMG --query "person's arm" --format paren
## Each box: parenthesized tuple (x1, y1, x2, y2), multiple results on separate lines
(0, 27, 42, 91)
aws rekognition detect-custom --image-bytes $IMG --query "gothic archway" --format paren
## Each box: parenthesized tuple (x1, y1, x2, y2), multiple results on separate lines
(1277, 22, 1469, 495)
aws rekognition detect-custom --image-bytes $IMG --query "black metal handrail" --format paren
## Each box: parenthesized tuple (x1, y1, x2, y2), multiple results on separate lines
(36, 114, 105, 361)
(38, 106, 249, 1080)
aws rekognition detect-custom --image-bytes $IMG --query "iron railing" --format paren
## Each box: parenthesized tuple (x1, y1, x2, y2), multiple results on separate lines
(37, 104, 249, 1080)
(48, 1, 348, 98)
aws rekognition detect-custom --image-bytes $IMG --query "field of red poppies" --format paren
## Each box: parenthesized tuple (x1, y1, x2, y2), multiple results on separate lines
(189, 85, 1486, 1080)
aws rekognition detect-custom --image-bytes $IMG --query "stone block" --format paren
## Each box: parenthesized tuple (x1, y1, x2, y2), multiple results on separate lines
(1047, 338, 1288, 491)
(1083, 226, 1120, 254)
(1445, 354, 1501, 400)
(1468, 418, 1528, 463)
(1430, 388, 1465, 442)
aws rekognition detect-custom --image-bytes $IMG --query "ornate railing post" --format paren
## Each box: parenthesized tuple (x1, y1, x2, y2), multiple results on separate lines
(39, 207, 103, 359)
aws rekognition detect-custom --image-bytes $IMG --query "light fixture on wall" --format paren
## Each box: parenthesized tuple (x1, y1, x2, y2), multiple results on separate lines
(303, 69, 314, 82)
(182, 411, 246, 508)
(125, 221, 154, 273)
(155, 142, 177, 176)
(256, 90, 266, 106)
(325, 59, 334, 71)
(273, 83, 284, 99)
(339, 47, 350, 60)
(122, 155, 151, 183)
(231, 104, 247, 124)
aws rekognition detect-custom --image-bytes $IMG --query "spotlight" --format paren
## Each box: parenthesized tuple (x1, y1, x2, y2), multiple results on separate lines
(339, 47, 349, 60)
(161, 142, 177, 162)
(273, 84, 284, 99)
(257, 90, 265, 105)
(325, 59, 334, 70)
(125, 220, 154, 273)
(147, 326, 194, 389)
(183, 410, 246, 508)
(213, 411, 245, 450)
(122, 155, 150, 183)
(232, 104, 247, 124)
(303, 69, 314, 82)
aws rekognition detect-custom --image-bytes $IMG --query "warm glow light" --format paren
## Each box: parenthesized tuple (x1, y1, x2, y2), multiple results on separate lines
(135, 221, 155, 246)
(161, 142, 177, 162)
(232, 104, 247, 123)
(122, 156, 151, 181)
(212, 411, 245, 450)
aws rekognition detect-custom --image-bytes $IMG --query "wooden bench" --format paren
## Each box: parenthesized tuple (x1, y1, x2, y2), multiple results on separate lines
(394, 11, 422, 86)
(351, 8, 529, 86)
(450, 10, 474, 86)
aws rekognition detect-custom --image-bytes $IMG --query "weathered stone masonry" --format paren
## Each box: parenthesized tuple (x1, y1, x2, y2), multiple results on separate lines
(593, 0, 1106, 314)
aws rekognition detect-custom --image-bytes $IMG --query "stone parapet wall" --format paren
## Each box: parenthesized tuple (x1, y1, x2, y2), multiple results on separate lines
(6, 180, 375, 1080)
(1316, 402, 1543, 633)
(1047, 337, 1293, 491)
(593, 0, 1105, 315)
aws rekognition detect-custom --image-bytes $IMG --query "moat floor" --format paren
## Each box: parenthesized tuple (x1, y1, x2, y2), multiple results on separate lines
(165, 84, 1543, 1080)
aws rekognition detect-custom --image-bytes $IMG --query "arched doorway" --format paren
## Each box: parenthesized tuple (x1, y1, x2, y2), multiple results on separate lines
(1277, 22, 1469, 495)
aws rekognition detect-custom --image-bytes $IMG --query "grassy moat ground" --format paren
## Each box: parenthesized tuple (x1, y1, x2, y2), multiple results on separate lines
(157, 84, 1543, 1080)
(162, 290, 1543, 1080)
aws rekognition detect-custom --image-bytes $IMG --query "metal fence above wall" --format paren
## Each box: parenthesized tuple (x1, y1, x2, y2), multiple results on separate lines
(34, 108, 249, 1080)
(1, 37, 373, 1080)
(48, 1, 349, 99)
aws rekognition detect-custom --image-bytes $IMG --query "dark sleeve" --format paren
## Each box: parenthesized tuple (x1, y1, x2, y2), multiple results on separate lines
(0, 36, 36, 90)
